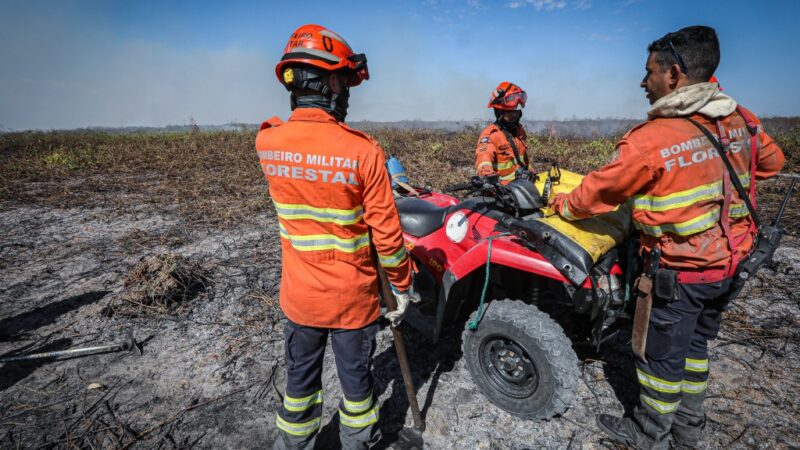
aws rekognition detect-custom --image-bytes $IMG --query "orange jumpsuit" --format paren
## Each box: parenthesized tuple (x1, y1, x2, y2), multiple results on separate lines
(255, 108, 413, 329)
(551, 107, 784, 273)
(474, 123, 533, 184)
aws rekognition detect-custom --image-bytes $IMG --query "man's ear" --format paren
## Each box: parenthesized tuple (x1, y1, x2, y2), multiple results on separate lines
(327, 72, 344, 95)
(669, 63, 686, 88)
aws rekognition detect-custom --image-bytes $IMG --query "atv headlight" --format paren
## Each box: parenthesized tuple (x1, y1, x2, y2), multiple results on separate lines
(445, 212, 468, 243)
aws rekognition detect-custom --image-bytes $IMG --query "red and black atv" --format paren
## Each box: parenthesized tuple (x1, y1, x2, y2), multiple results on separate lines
(393, 170, 633, 420)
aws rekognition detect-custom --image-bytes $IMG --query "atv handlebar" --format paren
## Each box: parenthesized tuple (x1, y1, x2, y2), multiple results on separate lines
(444, 182, 474, 192)
(444, 176, 487, 193)
(444, 173, 546, 218)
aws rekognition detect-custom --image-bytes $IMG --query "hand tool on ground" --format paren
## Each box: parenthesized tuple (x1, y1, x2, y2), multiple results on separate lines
(0, 331, 142, 363)
(372, 248, 425, 434)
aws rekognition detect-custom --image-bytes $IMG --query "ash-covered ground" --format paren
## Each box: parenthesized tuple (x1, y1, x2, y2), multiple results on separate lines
(1, 202, 799, 450)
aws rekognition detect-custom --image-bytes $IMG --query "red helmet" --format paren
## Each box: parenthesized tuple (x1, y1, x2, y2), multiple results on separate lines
(488, 82, 527, 110)
(275, 24, 369, 88)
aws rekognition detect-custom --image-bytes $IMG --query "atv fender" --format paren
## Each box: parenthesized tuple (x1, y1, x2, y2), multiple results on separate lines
(413, 236, 590, 343)
(446, 237, 572, 285)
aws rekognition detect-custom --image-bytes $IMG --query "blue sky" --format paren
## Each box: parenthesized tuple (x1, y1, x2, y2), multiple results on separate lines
(0, 0, 798, 130)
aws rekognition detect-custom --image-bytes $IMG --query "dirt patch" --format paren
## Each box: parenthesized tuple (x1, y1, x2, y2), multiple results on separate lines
(1, 200, 798, 449)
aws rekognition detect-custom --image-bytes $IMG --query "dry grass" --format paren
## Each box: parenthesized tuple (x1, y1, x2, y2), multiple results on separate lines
(0, 118, 797, 228)
(0, 130, 268, 226)
(105, 253, 210, 316)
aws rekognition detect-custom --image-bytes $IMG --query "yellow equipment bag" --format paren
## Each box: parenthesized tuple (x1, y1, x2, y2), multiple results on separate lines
(510, 168, 632, 285)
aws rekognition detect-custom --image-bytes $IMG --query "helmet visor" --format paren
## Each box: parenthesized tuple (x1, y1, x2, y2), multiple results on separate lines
(346, 54, 369, 86)
(500, 91, 527, 108)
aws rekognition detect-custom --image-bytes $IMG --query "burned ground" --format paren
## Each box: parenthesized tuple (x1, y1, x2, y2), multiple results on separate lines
(0, 123, 798, 449)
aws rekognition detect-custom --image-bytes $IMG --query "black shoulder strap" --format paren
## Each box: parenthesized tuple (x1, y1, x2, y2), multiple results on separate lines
(500, 129, 527, 168)
(685, 117, 761, 229)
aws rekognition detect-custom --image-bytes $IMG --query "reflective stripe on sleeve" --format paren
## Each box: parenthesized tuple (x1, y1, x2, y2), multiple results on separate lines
(634, 208, 720, 237)
(636, 369, 681, 394)
(378, 247, 407, 268)
(640, 394, 680, 414)
(283, 390, 323, 412)
(274, 201, 364, 225)
(477, 161, 494, 170)
(496, 160, 515, 170)
(343, 393, 374, 414)
(276, 415, 321, 436)
(499, 172, 516, 181)
(279, 224, 370, 253)
(339, 404, 379, 428)
(685, 358, 709, 373)
(681, 379, 708, 394)
(561, 199, 578, 221)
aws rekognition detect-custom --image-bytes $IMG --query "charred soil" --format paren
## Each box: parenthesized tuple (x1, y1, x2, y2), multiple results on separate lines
(1, 123, 798, 449)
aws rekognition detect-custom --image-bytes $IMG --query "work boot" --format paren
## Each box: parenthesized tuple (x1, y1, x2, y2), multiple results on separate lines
(670, 413, 705, 449)
(596, 414, 667, 450)
(272, 432, 316, 450)
(671, 392, 706, 449)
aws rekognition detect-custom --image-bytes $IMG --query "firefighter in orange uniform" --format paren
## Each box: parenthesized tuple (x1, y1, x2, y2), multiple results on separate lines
(474, 82, 534, 184)
(256, 24, 417, 450)
(549, 26, 784, 449)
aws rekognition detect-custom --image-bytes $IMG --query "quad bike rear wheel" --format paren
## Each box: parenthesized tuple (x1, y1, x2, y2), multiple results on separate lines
(462, 299, 579, 419)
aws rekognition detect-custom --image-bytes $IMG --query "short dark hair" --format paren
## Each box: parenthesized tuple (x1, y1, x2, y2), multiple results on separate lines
(647, 26, 720, 82)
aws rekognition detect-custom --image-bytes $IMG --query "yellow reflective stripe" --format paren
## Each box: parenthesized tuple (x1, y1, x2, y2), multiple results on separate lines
(496, 160, 515, 170)
(685, 358, 709, 373)
(283, 390, 323, 412)
(640, 394, 680, 414)
(738, 171, 752, 188)
(339, 404, 379, 428)
(274, 201, 363, 226)
(681, 380, 708, 394)
(632, 172, 750, 213)
(276, 415, 321, 436)
(561, 200, 578, 221)
(634, 208, 720, 237)
(636, 369, 681, 394)
(728, 170, 752, 218)
(343, 394, 373, 414)
(729, 203, 750, 218)
(499, 172, 516, 181)
(378, 247, 407, 268)
(279, 224, 370, 253)
(477, 161, 493, 169)
(633, 181, 721, 212)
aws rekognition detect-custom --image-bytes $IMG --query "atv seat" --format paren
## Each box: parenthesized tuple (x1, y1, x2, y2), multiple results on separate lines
(395, 197, 449, 237)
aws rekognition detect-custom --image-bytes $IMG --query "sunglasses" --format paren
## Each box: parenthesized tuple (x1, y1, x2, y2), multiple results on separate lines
(668, 39, 688, 74)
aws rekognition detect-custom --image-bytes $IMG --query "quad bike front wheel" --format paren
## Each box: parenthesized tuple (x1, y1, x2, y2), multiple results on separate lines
(462, 299, 579, 419)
